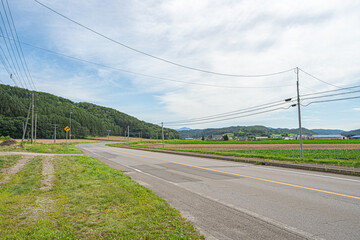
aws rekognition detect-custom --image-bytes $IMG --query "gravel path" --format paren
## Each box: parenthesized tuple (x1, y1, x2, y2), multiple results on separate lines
(0, 155, 32, 185)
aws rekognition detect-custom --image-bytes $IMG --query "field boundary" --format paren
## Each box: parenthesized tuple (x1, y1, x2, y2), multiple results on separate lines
(117, 146, 360, 177)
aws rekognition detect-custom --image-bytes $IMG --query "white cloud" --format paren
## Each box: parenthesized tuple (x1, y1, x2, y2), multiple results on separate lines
(10, 0, 360, 129)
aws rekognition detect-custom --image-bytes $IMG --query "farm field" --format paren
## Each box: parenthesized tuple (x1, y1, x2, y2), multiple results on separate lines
(111, 139, 360, 167)
(148, 139, 360, 144)
(138, 143, 360, 151)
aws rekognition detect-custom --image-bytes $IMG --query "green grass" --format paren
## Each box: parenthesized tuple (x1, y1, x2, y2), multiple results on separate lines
(0, 155, 204, 239)
(209, 149, 360, 167)
(0, 155, 23, 182)
(0, 155, 22, 170)
(109, 143, 360, 167)
(139, 139, 360, 144)
(0, 142, 82, 154)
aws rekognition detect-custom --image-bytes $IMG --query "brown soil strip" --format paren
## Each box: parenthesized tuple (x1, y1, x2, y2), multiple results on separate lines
(141, 143, 360, 151)
(23, 157, 56, 223)
(0, 155, 32, 185)
(40, 157, 55, 191)
(23, 196, 54, 223)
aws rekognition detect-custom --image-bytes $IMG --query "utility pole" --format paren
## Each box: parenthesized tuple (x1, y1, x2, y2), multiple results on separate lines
(162, 122, 164, 149)
(128, 126, 130, 144)
(53, 124, 57, 143)
(34, 112, 37, 143)
(22, 102, 31, 142)
(31, 92, 34, 144)
(69, 112, 72, 143)
(296, 67, 303, 158)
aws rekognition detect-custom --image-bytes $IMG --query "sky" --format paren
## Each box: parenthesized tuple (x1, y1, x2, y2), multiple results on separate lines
(1, 0, 360, 131)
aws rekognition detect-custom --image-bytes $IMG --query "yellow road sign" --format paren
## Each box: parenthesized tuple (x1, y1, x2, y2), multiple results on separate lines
(64, 126, 70, 132)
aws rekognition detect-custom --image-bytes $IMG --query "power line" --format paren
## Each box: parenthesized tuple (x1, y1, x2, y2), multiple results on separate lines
(34, 0, 294, 78)
(165, 100, 294, 125)
(164, 83, 360, 125)
(0, 82, 29, 111)
(300, 84, 360, 97)
(299, 68, 343, 89)
(301, 89, 360, 101)
(0, 8, 28, 88)
(0, 35, 294, 89)
(1, 0, 32, 89)
(4, 0, 36, 90)
(165, 105, 296, 126)
(164, 82, 360, 126)
(301, 96, 360, 107)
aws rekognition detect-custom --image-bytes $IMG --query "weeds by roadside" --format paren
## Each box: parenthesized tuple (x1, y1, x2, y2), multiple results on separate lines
(0, 155, 204, 239)
(109, 143, 360, 167)
(0, 142, 82, 154)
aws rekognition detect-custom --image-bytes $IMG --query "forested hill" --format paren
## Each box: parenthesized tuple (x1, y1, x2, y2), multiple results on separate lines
(179, 125, 316, 139)
(0, 84, 180, 139)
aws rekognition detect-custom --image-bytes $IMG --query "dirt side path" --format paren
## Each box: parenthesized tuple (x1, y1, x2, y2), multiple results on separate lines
(40, 157, 55, 191)
(0, 155, 32, 185)
(140, 143, 360, 151)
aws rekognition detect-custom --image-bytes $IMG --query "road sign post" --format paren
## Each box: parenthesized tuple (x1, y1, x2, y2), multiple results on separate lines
(64, 126, 70, 152)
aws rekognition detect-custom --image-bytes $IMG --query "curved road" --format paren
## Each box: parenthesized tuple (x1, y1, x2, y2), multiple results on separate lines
(78, 143, 360, 240)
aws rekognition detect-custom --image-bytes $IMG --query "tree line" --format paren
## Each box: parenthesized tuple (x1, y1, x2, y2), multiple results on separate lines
(0, 84, 180, 139)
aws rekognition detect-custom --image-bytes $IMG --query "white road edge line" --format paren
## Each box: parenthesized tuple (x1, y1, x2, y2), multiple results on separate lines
(252, 165, 360, 183)
(112, 146, 360, 183)
(87, 147, 324, 240)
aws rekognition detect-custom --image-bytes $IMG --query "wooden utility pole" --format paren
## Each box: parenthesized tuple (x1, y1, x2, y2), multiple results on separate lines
(296, 67, 303, 158)
(162, 122, 164, 149)
(127, 126, 130, 144)
(53, 124, 57, 143)
(34, 112, 37, 143)
(31, 93, 34, 144)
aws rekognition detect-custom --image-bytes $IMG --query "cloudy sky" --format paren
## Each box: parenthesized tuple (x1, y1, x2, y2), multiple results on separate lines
(1, 0, 360, 130)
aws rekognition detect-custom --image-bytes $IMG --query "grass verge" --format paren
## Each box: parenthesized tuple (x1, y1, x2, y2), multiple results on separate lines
(139, 139, 360, 144)
(109, 143, 360, 168)
(0, 142, 82, 154)
(0, 155, 22, 170)
(0, 155, 203, 239)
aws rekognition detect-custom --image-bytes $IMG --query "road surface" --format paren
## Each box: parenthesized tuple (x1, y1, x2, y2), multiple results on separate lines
(78, 143, 360, 240)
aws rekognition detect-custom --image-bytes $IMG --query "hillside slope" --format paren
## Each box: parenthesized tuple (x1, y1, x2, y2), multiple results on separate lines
(179, 125, 316, 139)
(0, 84, 179, 139)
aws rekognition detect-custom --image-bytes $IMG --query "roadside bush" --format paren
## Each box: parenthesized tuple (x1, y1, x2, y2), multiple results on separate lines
(0, 136, 11, 141)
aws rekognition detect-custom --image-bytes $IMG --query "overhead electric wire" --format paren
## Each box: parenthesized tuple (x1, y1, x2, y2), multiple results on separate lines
(34, 0, 294, 78)
(0, 10, 28, 88)
(300, 84, 360, 97)
(0, 80, 28, 110)
(164, 100, 295, 124)
(164, 82, 360, 126)
(1, 0, 32, 89)
(301, 96, 360, 107)
(0, 35, 294, 89)
(301, 89, 360, 101)
(4, 0, 36, 90)
(165, 105, 296, 126)
(299, 68, 343, 89)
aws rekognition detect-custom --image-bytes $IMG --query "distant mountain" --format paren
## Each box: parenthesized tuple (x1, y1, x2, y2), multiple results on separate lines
(343, 129, 360, 136)
(177, 127, 192, 131)
(179, 125, 316, 139)
(0, 84, 180, 139)
(311, 129, 345, 135)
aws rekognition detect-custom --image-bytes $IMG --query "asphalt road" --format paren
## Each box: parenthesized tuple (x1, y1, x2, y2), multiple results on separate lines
(78, 143, 360, 240)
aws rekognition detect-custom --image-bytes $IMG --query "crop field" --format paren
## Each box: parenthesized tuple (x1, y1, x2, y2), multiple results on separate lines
(138, 143, 360, 151)
(111, 139, 360, 167)
(146, 139, 360, 144)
